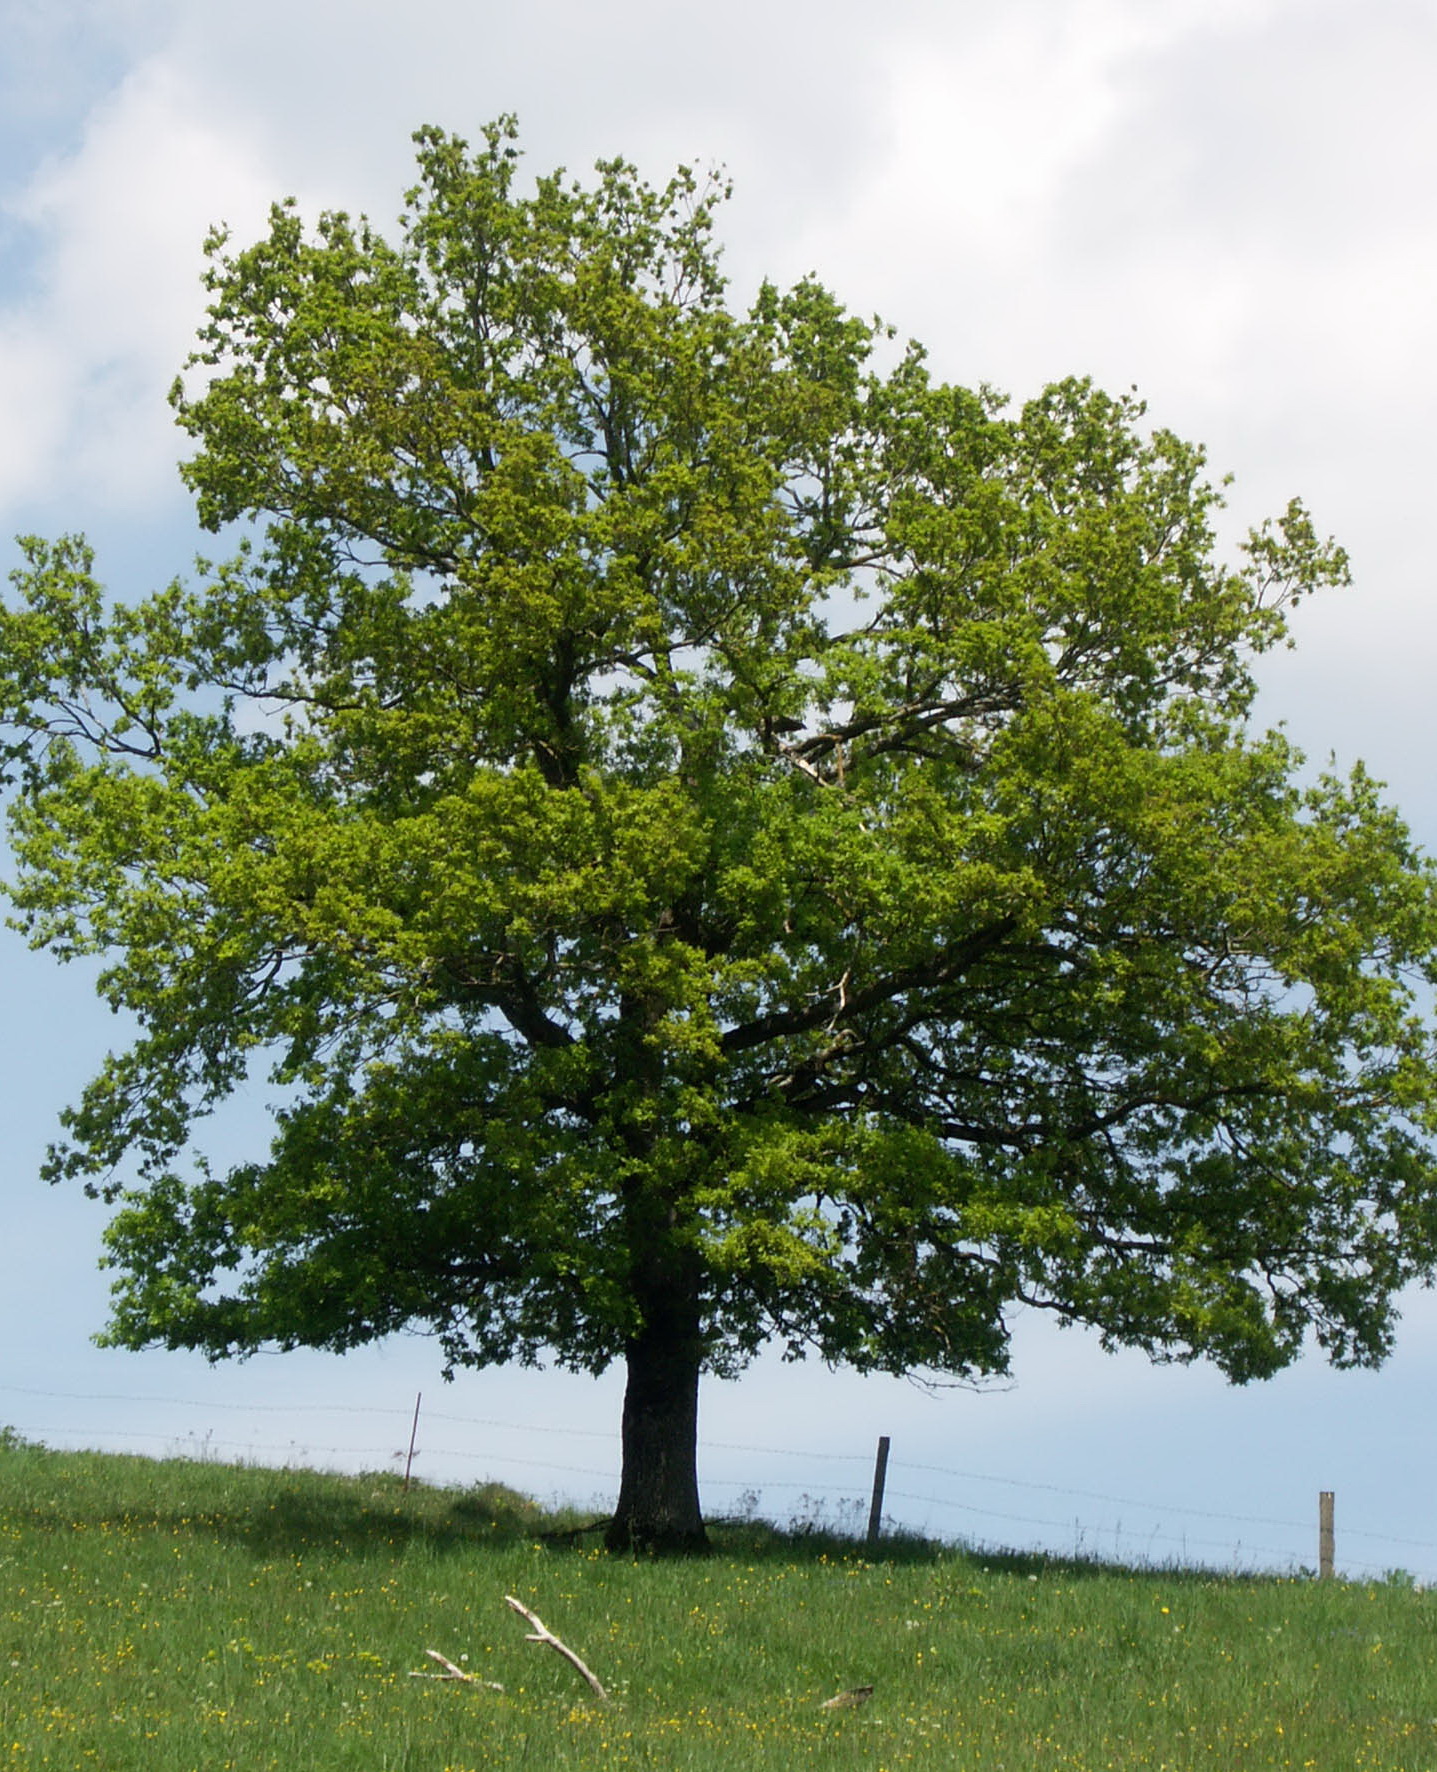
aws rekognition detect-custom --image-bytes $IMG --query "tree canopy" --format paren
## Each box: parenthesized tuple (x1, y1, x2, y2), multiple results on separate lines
(5, 120, 1437, 1549)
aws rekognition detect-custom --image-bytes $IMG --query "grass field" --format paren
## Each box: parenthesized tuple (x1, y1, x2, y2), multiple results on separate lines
(4, 1433, 1437, 1769)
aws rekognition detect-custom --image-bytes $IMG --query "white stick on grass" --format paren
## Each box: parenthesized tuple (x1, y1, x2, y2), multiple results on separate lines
(504, 1594, 610, 1703)
(409, 1648, 503, 1691)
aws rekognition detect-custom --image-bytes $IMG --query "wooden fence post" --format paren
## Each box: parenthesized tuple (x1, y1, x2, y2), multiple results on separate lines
(1319, 1490, 1334, 1579)
(403, 1392, 422, 1493)
(866, 1436, 891, 1546)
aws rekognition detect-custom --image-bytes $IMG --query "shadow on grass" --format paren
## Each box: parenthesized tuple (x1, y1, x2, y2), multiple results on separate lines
(0, 1441, 1303, 1582)
(0, 1443, 580, 1558)
(219, 1473, 568, 1556)
(706, 1516, 947, 1566)
(707, 1510, 1284, 1584)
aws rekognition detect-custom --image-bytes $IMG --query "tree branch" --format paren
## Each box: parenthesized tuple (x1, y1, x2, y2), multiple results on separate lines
(721, 917, 1017, 1055)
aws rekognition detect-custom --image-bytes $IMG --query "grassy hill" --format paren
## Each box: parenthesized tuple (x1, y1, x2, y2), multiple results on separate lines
(3, 1432, 1437, 1769)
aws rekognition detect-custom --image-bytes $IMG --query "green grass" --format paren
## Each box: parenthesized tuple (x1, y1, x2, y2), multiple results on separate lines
(4, 1433, 1437, 1769)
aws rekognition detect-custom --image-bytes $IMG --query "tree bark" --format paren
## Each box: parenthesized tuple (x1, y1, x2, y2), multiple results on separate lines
(605, 1312, 708, 1554)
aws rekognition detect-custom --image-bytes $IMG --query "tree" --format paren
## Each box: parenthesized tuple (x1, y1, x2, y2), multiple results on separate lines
(4, 120, 1437, 1552)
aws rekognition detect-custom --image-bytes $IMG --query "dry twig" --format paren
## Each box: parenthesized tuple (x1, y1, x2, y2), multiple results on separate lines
(408, 1648, 504, 1691)
(537, 1515, 612, 1544)
(504, 1593, 610, 1703)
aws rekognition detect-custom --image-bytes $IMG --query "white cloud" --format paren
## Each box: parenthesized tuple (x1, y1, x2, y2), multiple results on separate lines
(742, 0, 1437, 818)
(158, 0, 910, 234)
(0, 54, 275, 523)
(0, 0, 919, 528)
(3, 0, 1432, 757)
(2, 0, 1429, 786)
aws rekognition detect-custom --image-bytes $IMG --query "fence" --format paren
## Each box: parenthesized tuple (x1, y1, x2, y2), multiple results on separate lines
(3, 1380, 1434, 1584)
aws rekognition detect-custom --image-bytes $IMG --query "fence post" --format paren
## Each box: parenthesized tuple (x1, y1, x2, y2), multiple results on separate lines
(403, 1392, 422, 1493)
(1319, 1490, 1334, 1579)
(866, 1436, 891, 1546)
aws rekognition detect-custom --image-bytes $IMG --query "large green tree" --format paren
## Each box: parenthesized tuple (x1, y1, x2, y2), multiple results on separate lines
(5, 122, 1437, 1550)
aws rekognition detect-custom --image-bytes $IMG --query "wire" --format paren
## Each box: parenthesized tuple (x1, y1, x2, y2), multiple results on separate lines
(10, 1382, 1437, 1573)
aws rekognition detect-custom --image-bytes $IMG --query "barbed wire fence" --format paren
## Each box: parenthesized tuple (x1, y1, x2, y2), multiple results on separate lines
(3, 1381, 1434, 1584)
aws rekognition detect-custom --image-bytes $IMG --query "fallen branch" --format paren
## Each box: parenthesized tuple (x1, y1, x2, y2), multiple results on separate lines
(504, 1594, 609, 1703)
(408, 1648, 504, 1691)
(537, 1515, 612, 1544)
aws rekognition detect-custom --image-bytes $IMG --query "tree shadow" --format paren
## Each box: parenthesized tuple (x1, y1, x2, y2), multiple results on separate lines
(0, 1444, 1301, 1583)
(0, 1444, 566, 1559)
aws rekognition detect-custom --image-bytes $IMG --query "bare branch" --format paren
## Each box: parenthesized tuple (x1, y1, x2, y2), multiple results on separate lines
(504, 1594, 610, 1703)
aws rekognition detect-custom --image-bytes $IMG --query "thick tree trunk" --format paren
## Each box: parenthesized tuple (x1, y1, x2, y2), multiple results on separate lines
(606, 1315, 708, 1554)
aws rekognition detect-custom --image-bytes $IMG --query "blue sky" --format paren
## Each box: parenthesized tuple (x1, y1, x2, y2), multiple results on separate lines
(3, 0, 1437, 1578)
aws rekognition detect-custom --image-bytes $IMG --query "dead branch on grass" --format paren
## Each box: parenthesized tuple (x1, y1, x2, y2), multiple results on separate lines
(408, 1648, 504, 1691)
(537, 1515, 612, 1544)
(504, 1593, 610, 1703)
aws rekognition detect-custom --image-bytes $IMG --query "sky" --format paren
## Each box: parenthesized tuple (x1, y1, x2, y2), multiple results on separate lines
(3, 0, 1437, 1579)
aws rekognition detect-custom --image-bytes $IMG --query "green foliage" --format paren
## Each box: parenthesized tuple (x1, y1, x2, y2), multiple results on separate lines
(3, 118, 1437, 1432)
